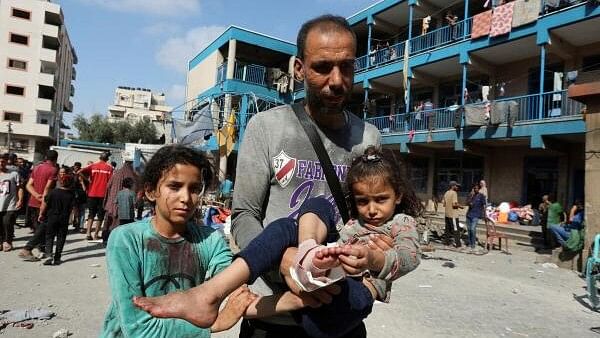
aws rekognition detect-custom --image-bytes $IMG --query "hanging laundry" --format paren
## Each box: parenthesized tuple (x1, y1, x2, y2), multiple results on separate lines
(464, 104, 488, 126)
(553, 72, 563, 101)
(490, 2, 515, 37)
(471, 10, 493, 39)
(512, 0, 542, 28)
(507, 100, 519, 127)
(422, 16, 431, 35)
(490, 101, 509, 125)
(482, 85, 490, 101)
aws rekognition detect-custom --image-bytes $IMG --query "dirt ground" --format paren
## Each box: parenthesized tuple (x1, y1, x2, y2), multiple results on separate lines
(2, 224, 599, 338)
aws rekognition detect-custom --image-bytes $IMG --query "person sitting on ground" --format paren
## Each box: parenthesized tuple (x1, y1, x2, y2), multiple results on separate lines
(100, 145, 304, 337)
(549, 199, 584, 247)
(133, 146, 421, 338)
(39, 167, 75, 266)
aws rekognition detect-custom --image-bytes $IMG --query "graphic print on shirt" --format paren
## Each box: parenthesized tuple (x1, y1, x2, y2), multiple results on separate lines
(273, 149, 350, 222)
(273, 150, 296, 188)
(0, 180, 11, 195)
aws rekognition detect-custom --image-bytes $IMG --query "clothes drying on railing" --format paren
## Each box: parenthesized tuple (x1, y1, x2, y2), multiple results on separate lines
(512, 0, 542, 27)
(267, 68, 290, 93)
(464, 104, 489, 126)
(490, 2, 515, 37)
(471, 10, 493, 39)
(490, 100, 519, 126)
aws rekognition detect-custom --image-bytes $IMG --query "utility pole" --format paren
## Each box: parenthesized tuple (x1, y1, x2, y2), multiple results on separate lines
(6, 122, 13, 153)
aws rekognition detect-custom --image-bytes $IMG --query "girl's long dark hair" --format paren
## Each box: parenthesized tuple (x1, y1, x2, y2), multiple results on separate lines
(346, 146, 423, 217)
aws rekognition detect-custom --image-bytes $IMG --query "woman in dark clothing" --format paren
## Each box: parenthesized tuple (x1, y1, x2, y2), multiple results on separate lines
(466, 183, 486, 250)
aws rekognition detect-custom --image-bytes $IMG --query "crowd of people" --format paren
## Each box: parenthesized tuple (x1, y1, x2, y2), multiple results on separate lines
(0, 148, 146, 267)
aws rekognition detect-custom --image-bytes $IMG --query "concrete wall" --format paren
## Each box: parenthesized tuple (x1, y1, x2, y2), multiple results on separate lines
(186, 49, 224, 110)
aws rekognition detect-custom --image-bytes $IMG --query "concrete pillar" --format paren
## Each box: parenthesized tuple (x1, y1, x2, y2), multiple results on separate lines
(538, 44, 546, 119)
(568, 82, 600, 269)
(220, 39, 237, 182)
(557, 154, 569, 207)
(432, 86, 440, 107)
(363, 88, 370, 119)
(288, 55, 295, 92)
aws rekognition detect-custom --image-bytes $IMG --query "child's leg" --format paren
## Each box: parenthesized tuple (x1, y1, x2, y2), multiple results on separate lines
(54, 221, 69, 261)
(44, 218, 58, 258)
(295, 277, 373, 338)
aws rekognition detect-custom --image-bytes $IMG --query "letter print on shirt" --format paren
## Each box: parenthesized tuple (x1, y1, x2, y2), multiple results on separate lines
(273, 150, 297, 188)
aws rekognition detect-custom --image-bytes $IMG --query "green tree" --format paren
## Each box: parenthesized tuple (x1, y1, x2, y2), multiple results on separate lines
(72, 114, 161, 144)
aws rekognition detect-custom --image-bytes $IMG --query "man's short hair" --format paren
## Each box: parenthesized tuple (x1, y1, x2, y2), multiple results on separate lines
(1, 153, 9, 160)
(100, 151, 110, 161)
(296, 14, 356, 59)
(74, 161, 82, 167)
(46, 150, 58, 162)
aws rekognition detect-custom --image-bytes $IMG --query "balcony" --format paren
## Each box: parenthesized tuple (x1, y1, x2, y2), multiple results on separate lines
(42, 24, 59, 38)
(355, 41, 405, 72)
(64, 101, 73, 112)
(36, 98, 52, 112)
(234, 62, 267, 86)
(39, 73, 55, 87)
(40, 48, 57, 63)
(216, 61, 268, 87)
(11, 122, 51, 138)
(410, 18, 472, 55)
(365, 90, 584, 135)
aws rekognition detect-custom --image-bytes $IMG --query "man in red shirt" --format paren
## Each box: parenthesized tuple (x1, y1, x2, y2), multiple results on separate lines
(79, 152, 113, 241)
(19, 150, 58, 259)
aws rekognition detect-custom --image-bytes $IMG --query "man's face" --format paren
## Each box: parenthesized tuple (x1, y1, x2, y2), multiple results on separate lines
(295, 28, 356, 115)
(0, 158, 6, 170)
(16, 158, 23, 167)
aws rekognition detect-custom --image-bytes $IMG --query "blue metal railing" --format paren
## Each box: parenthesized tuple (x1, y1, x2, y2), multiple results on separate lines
(365, 90, 584, 135)
(216, 63, 227, 83)
(410, 17, 472, 54)
(355, 55, 367, 71)
(234, 62, 267, 86)
(355, 41, 405, 72)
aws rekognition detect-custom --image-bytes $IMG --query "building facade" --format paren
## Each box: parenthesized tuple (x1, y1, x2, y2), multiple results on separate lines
(0, 0, 77, 161)
(107, 86, 172, 142)
(185, 1, 598, 209)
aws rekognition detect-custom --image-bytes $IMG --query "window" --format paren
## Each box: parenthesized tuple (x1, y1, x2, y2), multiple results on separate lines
(11, 8, 31, 20)
(6, 85, 25, 96)
(7, 58, 27, 70)
(3, 112, 22, 122)
(9, 33, 28, 45)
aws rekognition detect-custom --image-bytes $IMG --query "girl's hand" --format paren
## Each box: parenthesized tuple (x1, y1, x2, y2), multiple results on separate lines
(367, 234, 394, 252)
(210, 285, 257, 333)
(338, 244, 383, 274)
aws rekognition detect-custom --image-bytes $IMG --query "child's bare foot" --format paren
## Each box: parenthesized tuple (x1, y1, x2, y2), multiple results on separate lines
(133, 285, 222, 328)
(313, 247, 342, 270)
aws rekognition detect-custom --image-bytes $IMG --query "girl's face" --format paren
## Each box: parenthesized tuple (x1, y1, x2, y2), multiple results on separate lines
(146, 163, 204, 227)
(352, 176, 401, 227)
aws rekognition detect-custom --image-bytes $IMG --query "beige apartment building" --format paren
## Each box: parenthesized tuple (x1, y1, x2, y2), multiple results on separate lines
(0, 0, 77, 161)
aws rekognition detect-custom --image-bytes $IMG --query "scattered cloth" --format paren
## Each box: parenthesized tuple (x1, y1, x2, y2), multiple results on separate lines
(0, 308, 54, 329)
(512, 0, 542, 28)
(471, 10, 493, 39)
(490, 2, 515, 37)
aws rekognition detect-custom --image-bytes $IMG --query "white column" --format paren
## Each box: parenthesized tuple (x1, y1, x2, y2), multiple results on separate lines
(288, 55, 296, 92)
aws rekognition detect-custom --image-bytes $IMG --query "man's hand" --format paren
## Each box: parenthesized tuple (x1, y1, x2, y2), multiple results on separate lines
(31, 192, 42, 202)
(280, 247, 341, 308)
(367, 234, 394, 251)
(15, 199, 23, 210)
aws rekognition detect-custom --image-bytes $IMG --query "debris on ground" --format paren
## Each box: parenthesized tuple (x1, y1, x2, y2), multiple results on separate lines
(89, 264, 101, 268)
(442, 262, 456, 268)
(418, 284, 433, 288)
(542, 263, 558, 269)
(0, 308, 55, 330)
(90, 274, 98, 279)
(512, 288, 520, 294)
(421, 254, 453, 261)
(53, 328, 71, 338)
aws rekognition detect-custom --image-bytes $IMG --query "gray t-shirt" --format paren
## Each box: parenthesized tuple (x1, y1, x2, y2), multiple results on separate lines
(231, 104, 381, 324)
(0, 170, 21, 212)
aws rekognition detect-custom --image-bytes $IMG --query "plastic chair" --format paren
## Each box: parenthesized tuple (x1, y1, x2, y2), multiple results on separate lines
(485, 219, 509, 253)
(586, 234, 600, 309)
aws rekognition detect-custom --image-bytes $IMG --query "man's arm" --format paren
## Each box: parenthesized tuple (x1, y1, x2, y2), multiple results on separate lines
(231, 117, 271, 250)
(26, 177, 41, 202)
